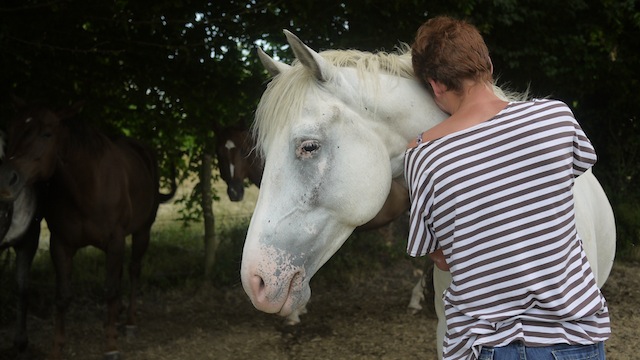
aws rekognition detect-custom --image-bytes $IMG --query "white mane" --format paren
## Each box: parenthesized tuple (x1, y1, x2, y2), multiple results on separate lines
(252, 46, 415, 158)
(251, 45, 525, 158)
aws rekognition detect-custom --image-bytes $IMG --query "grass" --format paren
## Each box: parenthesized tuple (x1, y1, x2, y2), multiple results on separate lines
(0, 178, 419, 327)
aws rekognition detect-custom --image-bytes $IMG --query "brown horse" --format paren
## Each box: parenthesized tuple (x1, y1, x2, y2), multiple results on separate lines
(215, 127, 263, 201)
(215, 127, 409, 229)
(0, 100, 176, 360)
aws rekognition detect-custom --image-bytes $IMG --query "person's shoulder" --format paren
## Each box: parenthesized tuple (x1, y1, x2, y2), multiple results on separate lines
(511, 98, 573, 115)
(529, 98, 570, 108)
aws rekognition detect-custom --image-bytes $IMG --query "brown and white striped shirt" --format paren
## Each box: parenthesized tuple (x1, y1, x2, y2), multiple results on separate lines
(404, 99, 610, 360)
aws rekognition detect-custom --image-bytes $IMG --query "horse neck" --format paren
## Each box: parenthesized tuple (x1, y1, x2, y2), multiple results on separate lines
(52, 125, 111, 192)
(365, 74, 447, 176)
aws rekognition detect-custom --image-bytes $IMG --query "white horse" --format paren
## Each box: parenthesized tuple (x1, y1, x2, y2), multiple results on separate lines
(240, 31, 616, 358)
(0, 131, 40, 355)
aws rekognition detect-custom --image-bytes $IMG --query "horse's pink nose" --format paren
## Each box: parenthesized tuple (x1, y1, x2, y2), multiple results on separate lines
(244, 267, 303, 315)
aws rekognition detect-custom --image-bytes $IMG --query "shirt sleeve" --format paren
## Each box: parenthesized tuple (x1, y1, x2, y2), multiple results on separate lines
(569, 109, 597, 177)
(404, 147, 438, 257)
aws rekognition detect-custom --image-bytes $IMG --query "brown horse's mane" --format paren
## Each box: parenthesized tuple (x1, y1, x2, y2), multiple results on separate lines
(57, 111, 138, 162)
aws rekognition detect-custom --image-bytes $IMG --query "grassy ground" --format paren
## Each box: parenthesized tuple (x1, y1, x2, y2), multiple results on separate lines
(0, 177, 417, 325)
(1, 179, 639, 360)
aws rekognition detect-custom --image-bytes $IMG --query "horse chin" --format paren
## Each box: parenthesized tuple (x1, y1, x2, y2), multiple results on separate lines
(227, 184, 244, 202)
(277, 283, 311, 318)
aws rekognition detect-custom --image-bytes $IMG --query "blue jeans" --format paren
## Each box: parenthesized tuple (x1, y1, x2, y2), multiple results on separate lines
(478, 341, 605, 360)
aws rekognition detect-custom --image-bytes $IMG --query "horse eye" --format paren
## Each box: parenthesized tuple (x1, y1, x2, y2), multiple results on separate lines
(301, 140, 320, 153)
(297, 140, 320, 159)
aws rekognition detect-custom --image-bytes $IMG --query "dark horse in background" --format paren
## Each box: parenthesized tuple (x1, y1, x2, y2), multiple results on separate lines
(0, 99, 176, 360)
(215, 127, 263, 202)
(0, 131, 42, 358)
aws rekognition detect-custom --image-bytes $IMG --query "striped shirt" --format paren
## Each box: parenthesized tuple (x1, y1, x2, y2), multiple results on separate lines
(404, 99, 610, 360)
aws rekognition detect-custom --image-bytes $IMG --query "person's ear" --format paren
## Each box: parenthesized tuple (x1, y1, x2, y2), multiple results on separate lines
(429, 79, 447, 97)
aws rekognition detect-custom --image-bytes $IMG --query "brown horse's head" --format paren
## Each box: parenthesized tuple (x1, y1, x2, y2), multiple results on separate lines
(0, 99, 79, 201)
(215, 127, 263, 201)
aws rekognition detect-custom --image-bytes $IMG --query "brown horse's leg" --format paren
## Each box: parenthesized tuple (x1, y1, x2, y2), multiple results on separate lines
(126, 229, 151, 334)
(13, 219, 40, 353)
(49, 235, 75, 360)
(104, 233, 125, 358)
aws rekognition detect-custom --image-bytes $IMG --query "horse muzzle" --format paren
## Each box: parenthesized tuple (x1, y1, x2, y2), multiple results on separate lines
(241, 249, 310, 316)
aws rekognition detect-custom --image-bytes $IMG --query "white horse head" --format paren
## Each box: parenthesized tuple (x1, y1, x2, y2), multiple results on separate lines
(240, 30, 447, 316)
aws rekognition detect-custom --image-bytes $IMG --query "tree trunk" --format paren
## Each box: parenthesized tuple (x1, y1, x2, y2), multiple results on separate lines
(201, 152, 218, 280)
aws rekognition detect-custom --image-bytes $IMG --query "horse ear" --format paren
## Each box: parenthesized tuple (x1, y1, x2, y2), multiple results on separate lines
(257, 47, 291, 77)
(283, 30, 332, 82)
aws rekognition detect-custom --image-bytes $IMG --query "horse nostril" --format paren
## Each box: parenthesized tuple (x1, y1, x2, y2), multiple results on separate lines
(250, 274, 268, 301)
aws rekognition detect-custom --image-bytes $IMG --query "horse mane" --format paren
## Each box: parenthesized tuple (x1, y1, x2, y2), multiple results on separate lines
(61, 115, 112, 156)
(252, 45, 415, 158)
(251, 45, 527, 158)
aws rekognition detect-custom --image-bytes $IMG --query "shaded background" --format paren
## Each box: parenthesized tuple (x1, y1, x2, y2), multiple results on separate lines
(1, 0, 638, 255)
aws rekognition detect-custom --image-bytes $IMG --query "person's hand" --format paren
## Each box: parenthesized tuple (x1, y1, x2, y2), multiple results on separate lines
(429, 248, 450, 271)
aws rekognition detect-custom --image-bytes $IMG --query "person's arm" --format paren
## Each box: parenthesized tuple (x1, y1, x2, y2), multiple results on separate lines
(429, 248, 450, 271)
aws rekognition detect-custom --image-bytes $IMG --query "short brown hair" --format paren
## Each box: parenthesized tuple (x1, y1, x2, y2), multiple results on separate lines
(411, 16, 493, 94)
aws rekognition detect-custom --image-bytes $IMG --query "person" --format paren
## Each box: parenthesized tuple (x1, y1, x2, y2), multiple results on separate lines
(404, 16, 610, 360)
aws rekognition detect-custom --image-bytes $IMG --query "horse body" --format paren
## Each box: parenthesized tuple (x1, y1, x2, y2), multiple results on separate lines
(0, 101, 174, 360)
(241, 31, 615, 358)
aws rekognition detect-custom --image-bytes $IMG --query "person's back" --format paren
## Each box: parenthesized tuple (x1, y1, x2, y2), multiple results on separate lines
(405, 16, 610, 360)
(405, 98, 610, 359)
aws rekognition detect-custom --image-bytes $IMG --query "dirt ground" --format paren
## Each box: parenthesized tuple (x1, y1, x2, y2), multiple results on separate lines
(2, 185, 638, 360)
(0, 258, 638, 360)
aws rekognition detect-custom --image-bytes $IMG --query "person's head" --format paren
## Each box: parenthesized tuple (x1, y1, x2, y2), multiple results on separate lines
(412, 16, 493, 95)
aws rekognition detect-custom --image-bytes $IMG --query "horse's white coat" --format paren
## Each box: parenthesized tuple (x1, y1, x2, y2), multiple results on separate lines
(241, 31, 616, 358)
(0, 133, 37, 245)
(3, 187, 36, 244)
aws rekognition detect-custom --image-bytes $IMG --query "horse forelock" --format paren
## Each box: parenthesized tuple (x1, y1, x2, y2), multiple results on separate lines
(252, 46, 414, 158)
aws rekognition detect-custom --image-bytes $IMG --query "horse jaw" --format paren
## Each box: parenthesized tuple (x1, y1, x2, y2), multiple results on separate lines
(241, 207, 354, 316)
